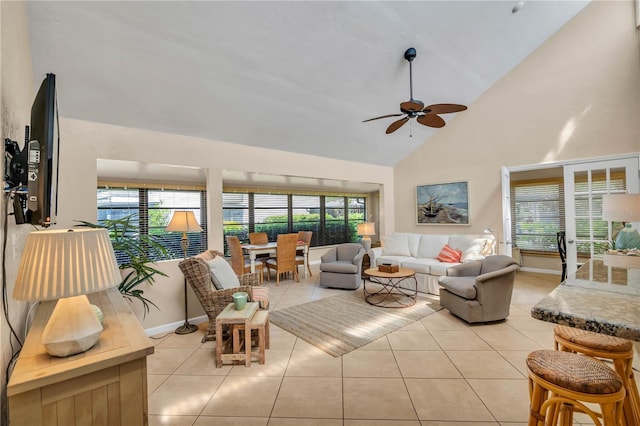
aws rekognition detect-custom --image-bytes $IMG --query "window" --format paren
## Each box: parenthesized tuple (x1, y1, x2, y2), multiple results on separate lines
(222, 191, 366, 253)
(511, 179, 564, 253)
(511, 172, 627, 255)
(97, 187, 207, 263)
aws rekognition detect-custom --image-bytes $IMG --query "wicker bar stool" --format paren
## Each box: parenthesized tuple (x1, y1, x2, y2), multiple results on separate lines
(527, 349, 625, 426)
(554, 325, 640, 426)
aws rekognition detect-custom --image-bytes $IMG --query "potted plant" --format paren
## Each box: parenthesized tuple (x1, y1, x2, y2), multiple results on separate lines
(77, 215, 168, 316)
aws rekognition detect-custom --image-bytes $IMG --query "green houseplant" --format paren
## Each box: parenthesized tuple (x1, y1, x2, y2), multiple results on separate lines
(77, 215, 168, 316)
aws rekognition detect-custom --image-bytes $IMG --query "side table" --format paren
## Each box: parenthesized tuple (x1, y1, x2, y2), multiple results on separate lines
(363, 267, 417, 307)
(216, 302, 259, 367)
(8, 288, 153, 425)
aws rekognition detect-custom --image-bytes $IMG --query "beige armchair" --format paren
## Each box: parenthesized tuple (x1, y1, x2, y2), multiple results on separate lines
(437, 255, 519, 323)
(319, 243, 366, 290)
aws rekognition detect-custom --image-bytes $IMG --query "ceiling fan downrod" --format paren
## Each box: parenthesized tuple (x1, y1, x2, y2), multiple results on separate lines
(404, 47, 417, 102)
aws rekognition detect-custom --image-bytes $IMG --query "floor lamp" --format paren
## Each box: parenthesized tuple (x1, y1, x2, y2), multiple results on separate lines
(166, 211, 203, 334)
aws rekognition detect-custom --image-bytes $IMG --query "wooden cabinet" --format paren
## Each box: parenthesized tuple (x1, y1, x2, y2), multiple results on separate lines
(8, 288, 154, 426)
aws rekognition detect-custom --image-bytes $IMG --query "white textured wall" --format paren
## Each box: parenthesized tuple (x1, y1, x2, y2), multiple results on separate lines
(0, 1, 34, 423)
(394, 1, 640, 271)
(56, 118, 394, 329)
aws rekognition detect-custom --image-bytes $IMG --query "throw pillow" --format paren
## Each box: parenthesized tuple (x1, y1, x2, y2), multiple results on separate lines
(206, 256, 240, 290)
(251, 286, 270, 309)
(436, 244, 462, 263)
(381, 234, 411, 256)
(448, 235, 488, 262)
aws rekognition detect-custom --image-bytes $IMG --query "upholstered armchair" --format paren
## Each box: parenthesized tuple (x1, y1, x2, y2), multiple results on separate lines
(437, 255, 519, 323)
(319, 243, 366, 290)
(178, 250, 269, 342)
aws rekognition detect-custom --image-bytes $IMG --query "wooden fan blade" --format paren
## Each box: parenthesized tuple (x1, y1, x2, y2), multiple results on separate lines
(363, 113, 404, 123)
(400, 99, 424, 112)
(417, 114, 445, 128)
(424, 103, 467, 114)
(386, 117, 409, 134)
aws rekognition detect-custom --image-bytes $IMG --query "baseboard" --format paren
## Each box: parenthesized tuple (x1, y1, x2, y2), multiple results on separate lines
(144, 315, 207, 337)
(519, 267, 561, 275)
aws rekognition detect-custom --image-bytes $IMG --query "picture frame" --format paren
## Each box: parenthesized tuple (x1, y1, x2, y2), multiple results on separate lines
(416, 180, 469, 225)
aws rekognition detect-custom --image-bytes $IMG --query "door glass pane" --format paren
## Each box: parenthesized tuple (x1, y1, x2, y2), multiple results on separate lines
(572, 168, 628, 257)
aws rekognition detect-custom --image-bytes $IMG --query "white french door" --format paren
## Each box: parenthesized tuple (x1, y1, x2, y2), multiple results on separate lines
(563, 157, 639, 275)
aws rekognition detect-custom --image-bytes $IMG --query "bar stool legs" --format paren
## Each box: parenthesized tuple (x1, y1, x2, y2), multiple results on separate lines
(527, 349, 625, 426)
(553, 325, 640, 426)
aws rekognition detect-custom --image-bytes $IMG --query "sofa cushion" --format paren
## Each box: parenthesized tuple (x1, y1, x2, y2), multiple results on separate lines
(429, 262, 460, 276)
(448, 235, 488, 262)
(436, 245, 462, 263)
(402, 232, 422, 258)
(206, 256, 240, 290)
(417, 234, 450, 259)
(382, 234, 411, 256)
(402, 258, 439, 274)
(375, 255, 414, 267)
(320, 260, 358, 274)
(438, 276, 477, 300)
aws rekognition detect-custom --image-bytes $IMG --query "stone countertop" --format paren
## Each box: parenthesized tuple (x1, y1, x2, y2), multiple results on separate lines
(531, 259, 640, 341)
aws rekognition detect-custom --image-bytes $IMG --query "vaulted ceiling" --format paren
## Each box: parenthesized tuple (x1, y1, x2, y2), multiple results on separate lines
(27, 1, 589, 168)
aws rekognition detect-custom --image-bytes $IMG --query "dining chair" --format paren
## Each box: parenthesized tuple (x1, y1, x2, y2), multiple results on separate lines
(249, 232, 269, 245)
(295, 230, 313, 277)
(226, 235, 264, 284)
(265, 233, 299, 285)
(556, 231, 567, 282)
(249, 231, 273, 259)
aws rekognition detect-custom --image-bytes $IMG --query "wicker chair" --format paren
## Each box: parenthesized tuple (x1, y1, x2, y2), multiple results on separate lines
(295, 231, 313, 277)
(249, 232, 273, 266)
(178, 250, 265, 343)
(265, 233, 299, 285)
(226, 235, 264, 283)
(249, 232, 269, 245)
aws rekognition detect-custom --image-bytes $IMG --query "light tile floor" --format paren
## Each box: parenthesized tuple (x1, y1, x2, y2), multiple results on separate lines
(147, 268, 630, 425)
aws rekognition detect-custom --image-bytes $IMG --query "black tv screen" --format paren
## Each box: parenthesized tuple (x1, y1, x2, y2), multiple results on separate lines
(27, 73, 59, 227)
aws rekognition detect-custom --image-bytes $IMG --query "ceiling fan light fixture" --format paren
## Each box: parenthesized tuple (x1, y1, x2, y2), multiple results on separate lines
(363, 47, 467, 134)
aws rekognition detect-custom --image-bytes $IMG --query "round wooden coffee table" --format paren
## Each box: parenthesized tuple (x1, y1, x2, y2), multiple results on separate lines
(363, 267, 417, 307)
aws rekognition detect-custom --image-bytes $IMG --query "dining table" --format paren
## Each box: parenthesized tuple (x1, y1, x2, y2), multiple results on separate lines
(241, 241, 310, 279)
(531, 258, 640, 341)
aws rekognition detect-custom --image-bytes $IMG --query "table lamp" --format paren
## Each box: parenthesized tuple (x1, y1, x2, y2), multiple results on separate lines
(166, 210, 203, 334)
(602, 194, 640, 250)
(13, 228, 121, 357)
(357, 222, 375, 250)
(483, 228, 498, 255)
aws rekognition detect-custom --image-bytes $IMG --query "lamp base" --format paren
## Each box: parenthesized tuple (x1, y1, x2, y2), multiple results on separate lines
(42, 295, 103, 357)
(360, 237, 372, 251)
(175, 322, 198, 335)
(614, 223, 640, 250)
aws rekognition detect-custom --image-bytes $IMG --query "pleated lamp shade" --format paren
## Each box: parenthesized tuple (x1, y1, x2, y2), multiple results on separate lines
(357, 222, 375, 237)
(14, 228, 121, 301)
(602, 194, 640, 222)
(166, 211, 203, 233)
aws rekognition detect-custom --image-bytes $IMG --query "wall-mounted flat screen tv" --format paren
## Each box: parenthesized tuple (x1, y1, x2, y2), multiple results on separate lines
(5, 73, 59, 227)
(27, 73, 59, 227)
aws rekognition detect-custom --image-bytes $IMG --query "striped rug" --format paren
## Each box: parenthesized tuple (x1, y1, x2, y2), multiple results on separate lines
(270, 289, 442, 357)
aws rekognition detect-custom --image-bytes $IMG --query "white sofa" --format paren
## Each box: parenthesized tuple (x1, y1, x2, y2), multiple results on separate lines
(368, 232, 495, 294)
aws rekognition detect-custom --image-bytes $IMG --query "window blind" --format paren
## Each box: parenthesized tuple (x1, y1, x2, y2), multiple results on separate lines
(511, 179, 564, 253)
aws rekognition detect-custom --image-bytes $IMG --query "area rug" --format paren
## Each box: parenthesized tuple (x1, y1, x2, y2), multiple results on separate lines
(269, 290, 442, 357)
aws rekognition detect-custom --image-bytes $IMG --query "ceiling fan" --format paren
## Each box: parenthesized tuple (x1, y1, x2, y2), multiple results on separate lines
(363, 47, 467, 134)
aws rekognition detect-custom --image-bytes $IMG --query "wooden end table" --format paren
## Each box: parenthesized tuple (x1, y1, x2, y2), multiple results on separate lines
(363, 267, 417, 307)
(215, 302, 259, 367)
